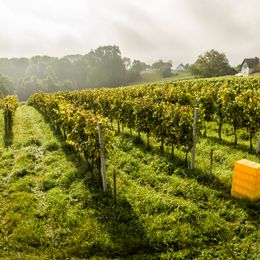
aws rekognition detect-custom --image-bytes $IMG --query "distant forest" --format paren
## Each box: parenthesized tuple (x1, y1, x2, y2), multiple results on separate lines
(0, 45, 173, 100)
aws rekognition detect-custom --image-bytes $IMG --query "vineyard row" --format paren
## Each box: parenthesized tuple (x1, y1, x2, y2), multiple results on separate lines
(56, 77, 260, 150)
(28, 93, 111, 172)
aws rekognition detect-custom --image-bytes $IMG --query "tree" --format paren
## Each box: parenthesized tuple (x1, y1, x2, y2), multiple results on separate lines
(189, 49, 234, 77)
(123, 57, 131, 70)
(152, 60, 173, 77)
(73, 58, 88, 88)
(127, 59, 149, 82)
(0, 45, 153, 98)
(52, 58, 74, 81)
(0, 73, 12, 97)
(0, 58, 29, 81)
(85, 45, 127, 87)
(234, 64, 242, 73)
(26, 55, 55, 79)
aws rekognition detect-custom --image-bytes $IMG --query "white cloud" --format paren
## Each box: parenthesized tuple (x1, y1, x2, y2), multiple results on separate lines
(0, 0, 259, 65)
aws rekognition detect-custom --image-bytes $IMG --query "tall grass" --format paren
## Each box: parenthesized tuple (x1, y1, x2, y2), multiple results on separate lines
(0, 105, 259, 259)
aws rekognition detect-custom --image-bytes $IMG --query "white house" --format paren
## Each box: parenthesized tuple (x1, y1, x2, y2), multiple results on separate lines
(241, 57, 260, 75)
(176, 64, 186, 72)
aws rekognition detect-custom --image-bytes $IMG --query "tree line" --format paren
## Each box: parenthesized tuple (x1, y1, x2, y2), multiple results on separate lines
(0, 47, 239, 101)
(0, 45, 173, 100)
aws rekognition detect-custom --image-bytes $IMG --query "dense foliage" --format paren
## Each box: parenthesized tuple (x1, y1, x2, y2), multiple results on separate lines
(84, 46, 127, 87)
(0, 77, 259, 259)
(28, 93, 111, 172)
(0, 73, 12, 98)
(189, 49, 235, 77)
(53, 90, 200, 162)
(57, 77, 259, 152)
(0, 105, 259, 259)
(3, 95, 19, 133)
(0, 46, 154, 100)
(152, 60, 173, 77)
(27, 77, 259, 173)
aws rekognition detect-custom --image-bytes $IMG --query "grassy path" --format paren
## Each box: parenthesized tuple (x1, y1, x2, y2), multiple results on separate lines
(0, 106, 90, 258)
(0, 105, 259, 259)
(13, 105, 53, 146)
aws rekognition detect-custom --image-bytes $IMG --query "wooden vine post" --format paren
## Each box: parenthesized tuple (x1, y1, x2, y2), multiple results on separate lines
(113, 170, 117, 207)
(98, 121, 108, 193)
(5, 104, 10, 132)
(191, 108, 199, 170)
(210, 148, 213, 177)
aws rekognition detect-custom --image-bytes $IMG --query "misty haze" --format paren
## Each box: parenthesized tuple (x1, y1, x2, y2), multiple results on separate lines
(0, 1, 259, 259)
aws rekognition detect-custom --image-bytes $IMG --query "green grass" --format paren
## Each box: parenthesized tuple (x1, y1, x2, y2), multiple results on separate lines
(134, 71, 197, 85)
(0, 106, 259, 259)
(249, 72, 260, 77)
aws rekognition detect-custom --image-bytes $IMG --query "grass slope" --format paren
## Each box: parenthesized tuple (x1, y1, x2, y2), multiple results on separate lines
(0, 106, 259, 259)
(133, 71, 197, 85)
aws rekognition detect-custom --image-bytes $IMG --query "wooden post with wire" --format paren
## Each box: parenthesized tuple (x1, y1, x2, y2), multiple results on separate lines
(191, 108, 199, 170)
(5, 104, 10, 133)
(210, 148, 213, 177)
(113, 170, 117, 207)
(98, 121, 108, 193)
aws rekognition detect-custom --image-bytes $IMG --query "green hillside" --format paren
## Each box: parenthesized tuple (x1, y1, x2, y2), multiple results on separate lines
(0, 105, 259, 259)
(135, 71, 197, 85)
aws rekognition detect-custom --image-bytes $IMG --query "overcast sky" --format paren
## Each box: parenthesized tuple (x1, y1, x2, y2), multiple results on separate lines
(0, 0, 259, 66)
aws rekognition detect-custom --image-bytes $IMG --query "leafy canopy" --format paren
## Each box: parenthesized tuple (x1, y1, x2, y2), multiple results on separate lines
(189, 49, 234, 77)
(152, 60, 173, 77)
(0, 73, 12, 97)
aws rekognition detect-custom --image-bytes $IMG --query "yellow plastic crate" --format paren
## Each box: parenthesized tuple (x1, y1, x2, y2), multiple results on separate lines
(231, 159, 260, 200)
(233, 171, 256, 184)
